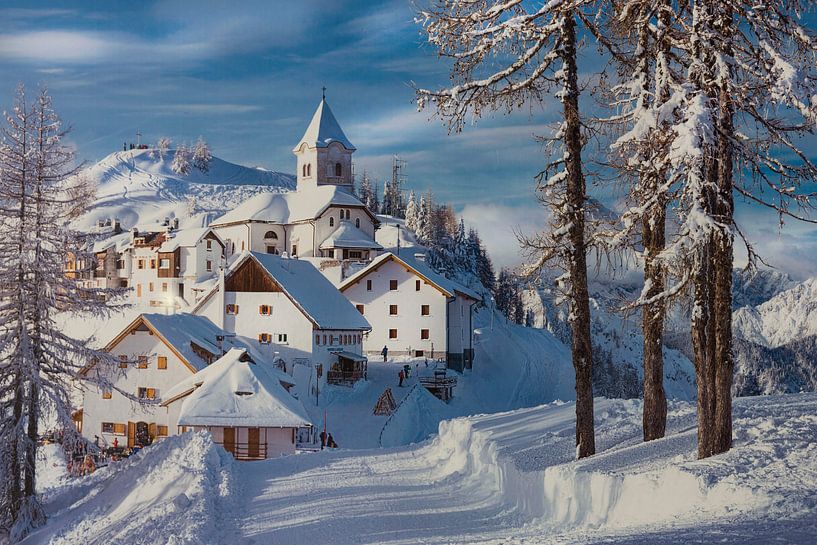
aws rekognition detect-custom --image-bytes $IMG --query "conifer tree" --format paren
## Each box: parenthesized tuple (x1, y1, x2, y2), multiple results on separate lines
(193, 136, 212, 173)
(171, 144, 191, 175)
(405, 190, 418, 232)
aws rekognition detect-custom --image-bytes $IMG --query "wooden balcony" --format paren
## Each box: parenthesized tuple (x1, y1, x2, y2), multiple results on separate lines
(215, 441, 267, 460)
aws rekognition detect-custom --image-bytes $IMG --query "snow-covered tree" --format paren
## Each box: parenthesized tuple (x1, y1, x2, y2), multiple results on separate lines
(358, 171, 379, 215)
(156, 137, 171, 160)
(417, 0, 597, 457)
(193, 136, 212, 173)
(171, 144, 191, 176)
(404, 190, 418, 232)
(0, 86, 125, 539)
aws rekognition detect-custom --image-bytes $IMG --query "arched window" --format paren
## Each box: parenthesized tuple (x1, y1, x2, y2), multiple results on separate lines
(355, 218, 360, 228)
(345, 209, 351, 220)
(335, 162, 342, 177)
(302, 164, 306, 177)
(329, 217, 335, 227)
(264, 231, 278, 240)
(307, 163, 311, 176)
(339, 210, 343, 220)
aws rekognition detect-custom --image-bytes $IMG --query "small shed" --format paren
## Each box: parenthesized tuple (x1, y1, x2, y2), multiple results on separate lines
(162, 348, 311, 460)
(419, 369, 458, 402)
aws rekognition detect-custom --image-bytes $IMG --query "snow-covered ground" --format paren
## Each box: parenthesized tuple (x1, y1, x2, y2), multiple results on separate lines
(25, 393, 817, 544)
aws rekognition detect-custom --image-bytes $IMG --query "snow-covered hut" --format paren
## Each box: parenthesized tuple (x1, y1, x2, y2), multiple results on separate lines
(161, 348, 312, 459)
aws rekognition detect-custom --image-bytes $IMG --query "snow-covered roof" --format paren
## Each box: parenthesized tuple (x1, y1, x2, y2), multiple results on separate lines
(339, 251, 482, 302)
(210, 185, 369, 227)
(294, 98, 355, 151)
(163, 348, 311, 428)
(319, 221, 383, 250)
(158, 227, 222, 252)
(92, 231, 131, 254)
(250, 252, 371, 330)
(135, 313, 227, 371)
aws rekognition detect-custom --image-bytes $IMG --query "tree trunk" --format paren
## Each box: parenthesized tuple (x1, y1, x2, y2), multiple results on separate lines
(561, 12, 595, 458)
(712, 8, 735, 456)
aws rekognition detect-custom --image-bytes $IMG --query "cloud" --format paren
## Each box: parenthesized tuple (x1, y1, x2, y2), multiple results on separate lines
(460, 202, 545, 270)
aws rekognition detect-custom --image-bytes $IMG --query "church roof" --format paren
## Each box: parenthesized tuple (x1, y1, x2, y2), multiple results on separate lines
(319, 221, 383, 250)
(294, 98, 355, 151)
(210, 185, 370, 227)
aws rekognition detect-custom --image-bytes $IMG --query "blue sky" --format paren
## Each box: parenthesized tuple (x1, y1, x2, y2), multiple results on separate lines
(0, 1, 816, 274)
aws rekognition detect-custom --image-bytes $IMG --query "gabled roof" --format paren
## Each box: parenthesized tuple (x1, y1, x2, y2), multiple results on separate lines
(92, 231, 131, 254)
(320, 221, 383, 250)
(294, 98, 355, 151)
(158, 227, 223, 252)
(105, 313, 229, 373)
(192, 252, 372, 331)
(210, 185, 374, 227)
(161, 348, 311, 428)
(339, 251, 482, 301)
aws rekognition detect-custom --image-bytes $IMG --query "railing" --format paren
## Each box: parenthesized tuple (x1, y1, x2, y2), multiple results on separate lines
(327, 369, 365, 386)
(215, 441, 267, 460)
(419, 375, 458, 389)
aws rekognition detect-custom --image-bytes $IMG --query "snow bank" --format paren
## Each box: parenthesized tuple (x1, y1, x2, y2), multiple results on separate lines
(379, 385, 450, 447)
(24, 433, 235, 545)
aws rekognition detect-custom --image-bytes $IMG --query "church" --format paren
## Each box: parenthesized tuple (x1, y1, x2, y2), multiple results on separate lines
(210, 98, 383, 271)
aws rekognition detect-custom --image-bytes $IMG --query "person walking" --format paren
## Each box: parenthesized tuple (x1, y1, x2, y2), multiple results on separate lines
(381, 345, 389, 362)
(398, 369, 405, 387)
(319, 430, 327, 450)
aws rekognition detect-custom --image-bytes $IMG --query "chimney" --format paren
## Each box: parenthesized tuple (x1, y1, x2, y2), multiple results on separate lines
(215, 334, 225, 355)
(131, 227, 139, 242)
(113, 218, 122, 234)
(172, 218, 179, 229)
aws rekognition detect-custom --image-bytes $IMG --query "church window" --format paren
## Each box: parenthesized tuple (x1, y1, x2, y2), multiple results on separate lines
(264, 231, 278, 240)
(345, 209, 351, 220)
(335, 163, 342, 177)
(355, 218, 360, 228)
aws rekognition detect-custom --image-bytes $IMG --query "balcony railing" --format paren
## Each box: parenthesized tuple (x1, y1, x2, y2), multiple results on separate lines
(215, 441, 267, 460)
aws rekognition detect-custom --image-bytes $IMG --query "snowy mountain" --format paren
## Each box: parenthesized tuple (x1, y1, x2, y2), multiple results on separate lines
(74, 149, 295, 233)
(732, 276, 817, 348)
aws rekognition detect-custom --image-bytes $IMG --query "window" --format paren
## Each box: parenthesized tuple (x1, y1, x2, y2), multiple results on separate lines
(149, 282, 154, 292)
(302, 164, 307, 177)
(162, 282, 168, 293)
(116, 259, 125, 270)
(390, 280, 398, 290)
(241, 241, 245, 251)
(259, 305, 271, 315)
(137, 355, 148, 369)
(277, 333, 288, 343)
(345, 209, 350, 220)
(206, 260, 212, 272)
(416, 280, 421, 291)
(421, 305, 430, 316)
(102, 422, 126, 435)
(138, 259, 145, 269)
(157, 425, 168, 437)
(349, 250, 362, 259)
(266, 245, 277, 254)
(339, 210, 344, 220)
(150, 259, 156, 269)
(137, 387, 156, 400)
(323, 334, 327, 345)
(291, 245, 297, 256)
(264, 231, 278, 240)
(329, 217, 335, 227)
(102, 389, 112, 400)
(335, 162, 342, 176)
(421, 329, 430, 340)
(206, 240, 212, 250)
(389, 329, 398, 339)
(259, 333, 271, 344)
(159, 258, 170, 269)
(389, 305, 398, 316)
(307, 163, 311, 176)
(158, 356, 167, 370)
(315, 334, 320, 345)
(226, 304, 239, 315)
(366, 280, 372, 291)
(355, 218, 360, 228)
(329, 336, 334, 346)
(102, 422, 114, 433)
(119, 355, 128, 369)
(356, 304, 364, 315)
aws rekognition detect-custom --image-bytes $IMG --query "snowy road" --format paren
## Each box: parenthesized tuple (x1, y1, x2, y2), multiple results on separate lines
(233, 394, 817, 545)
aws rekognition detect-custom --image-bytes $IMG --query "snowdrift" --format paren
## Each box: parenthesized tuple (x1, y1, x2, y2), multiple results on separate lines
(24, 433, 235, 545)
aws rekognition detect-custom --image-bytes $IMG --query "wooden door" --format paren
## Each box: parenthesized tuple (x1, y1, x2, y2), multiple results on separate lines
(127, 421, 135, 448)
(148, 423, 157, 442)
(223, 427, 235, 455)
(248, 427, 260, 459)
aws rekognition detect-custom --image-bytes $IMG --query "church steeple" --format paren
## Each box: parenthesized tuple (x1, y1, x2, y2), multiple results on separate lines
(293, 96, 355, 192)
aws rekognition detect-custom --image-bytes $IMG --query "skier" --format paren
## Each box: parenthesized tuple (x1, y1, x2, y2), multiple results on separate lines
(398, 369, 405, 387)
(381, 345, 389, 362)
(113, 437, 119, 449)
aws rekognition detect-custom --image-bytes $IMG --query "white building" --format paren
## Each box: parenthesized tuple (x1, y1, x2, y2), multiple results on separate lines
(193, 251, 371, 386)
(162, 347, 312, 459)
(209, 98, 382, 269)
(339, 252, 481, 372)
(79, 313, 295, 449)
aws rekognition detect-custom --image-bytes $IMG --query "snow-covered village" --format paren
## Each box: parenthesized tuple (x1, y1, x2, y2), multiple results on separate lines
(1, 1, 817, 544)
